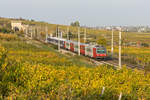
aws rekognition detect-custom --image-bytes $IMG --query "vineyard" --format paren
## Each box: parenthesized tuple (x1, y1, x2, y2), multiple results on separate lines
(0, 18, 150, 100)
(107, 46, 150, 71)
(0, 33, 150, 100)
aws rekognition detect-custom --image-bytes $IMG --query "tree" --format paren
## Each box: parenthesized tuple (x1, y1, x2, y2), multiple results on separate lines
(31, 19, 35, 22)
(70, 21, 80, 27)
(68, 31, 73, 40)
(0, 27, 13, 33)
(96, 37, 107, 46)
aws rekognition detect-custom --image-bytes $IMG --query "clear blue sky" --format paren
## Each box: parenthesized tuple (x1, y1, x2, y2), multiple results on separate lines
(0, 0, 150, 26)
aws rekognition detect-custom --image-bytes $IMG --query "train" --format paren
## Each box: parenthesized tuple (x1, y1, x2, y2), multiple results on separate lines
(47, 37, 107, 59)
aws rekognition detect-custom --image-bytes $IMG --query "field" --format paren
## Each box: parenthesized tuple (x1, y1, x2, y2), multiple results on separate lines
(0, 17, 150, 99)
(0, 33, 150, 100)
(106, 46, 150, 69)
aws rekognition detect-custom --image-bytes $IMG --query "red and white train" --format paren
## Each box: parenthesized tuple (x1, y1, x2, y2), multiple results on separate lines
(47, 37, 107, 59)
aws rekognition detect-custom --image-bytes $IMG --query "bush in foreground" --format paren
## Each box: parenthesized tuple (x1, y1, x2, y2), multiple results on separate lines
(0, 46, 150, 100)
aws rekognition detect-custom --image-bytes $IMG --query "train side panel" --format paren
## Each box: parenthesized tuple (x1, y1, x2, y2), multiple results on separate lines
(74, 43, 78, 53)
(85, 46, 93, 57)
(70, 42, 74, 52)
(47, 37, 107, 59)
(80, 45, 85, 55)
(93, 48, 97, 58)
(66, 41, 70, 50)
(64, 41, 66, 49)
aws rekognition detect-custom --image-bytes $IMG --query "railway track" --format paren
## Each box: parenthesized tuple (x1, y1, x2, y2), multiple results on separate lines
(60, 48, 143, 70)
(92, 58, 143, 70)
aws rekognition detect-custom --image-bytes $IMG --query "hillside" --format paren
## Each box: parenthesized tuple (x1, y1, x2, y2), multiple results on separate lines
(0, 17, 150, 99)
(1, 17, 149, 69)
(1, 17, 150, 44)
(0, 29, 150, 100)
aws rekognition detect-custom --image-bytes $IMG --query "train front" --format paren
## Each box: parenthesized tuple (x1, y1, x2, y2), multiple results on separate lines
(95, 46, 107, 59)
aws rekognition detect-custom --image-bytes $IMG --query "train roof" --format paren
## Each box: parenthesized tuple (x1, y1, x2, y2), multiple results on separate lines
(48, 37, 66, 41)
(48, 37, 106, 48)
(70, 41, 89, 46)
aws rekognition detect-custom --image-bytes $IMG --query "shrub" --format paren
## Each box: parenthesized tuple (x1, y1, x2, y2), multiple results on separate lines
(0, 33, 18, 41)
(0, 27, 13, 33)
(141, 43, 149, 47)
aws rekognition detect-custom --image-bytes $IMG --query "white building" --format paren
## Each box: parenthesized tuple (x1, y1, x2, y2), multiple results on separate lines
(11, 21, 28, 31)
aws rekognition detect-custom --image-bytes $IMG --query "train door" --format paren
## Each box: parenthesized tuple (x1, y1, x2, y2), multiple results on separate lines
(66, 41, 70, 50)
(93, 48, 97, 58)
(85, 46, 92, 57)
(80, 45, 85, 55)
(74, 43, 78, 52)
(64, 41, 66, 49)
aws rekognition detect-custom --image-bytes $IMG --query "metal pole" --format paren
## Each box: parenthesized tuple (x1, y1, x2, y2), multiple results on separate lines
(58, 27, 60, 52)
(101, 87, 105, 96)
(118, 92, 122, 100)
(60, 31, 63, 38)
(78, 27, 80, 55)
(28, 27, 30, 37)
(31, 26, 33, 39)
(67, 27, 69, 40)
(119, 29, 122, 68)
(34, 26, 36, 38)
(45, 26, 48, 43)
(32, 27, 34, 38)
(56, 25, 58, 37)
(84, 28, 86, 43)
(25, 27, 28, 38)
(37, 26, 39, 39)
(111, 28, 114, 58)
(39, 26, 41, 40)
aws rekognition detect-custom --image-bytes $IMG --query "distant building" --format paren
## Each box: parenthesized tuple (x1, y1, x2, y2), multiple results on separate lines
(11, 21, 28, 31)
(115, 27, 122, 31)
(105, 26, 111, 30)
(138, 28, 145, 32)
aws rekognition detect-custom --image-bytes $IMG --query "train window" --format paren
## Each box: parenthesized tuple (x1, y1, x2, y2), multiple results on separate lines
(66, 43, 69, 46)
(97, 50, 106, 54)
(87, 48, 91, 52)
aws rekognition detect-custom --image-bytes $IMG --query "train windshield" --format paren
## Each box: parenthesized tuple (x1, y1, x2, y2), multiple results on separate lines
(96, 48, 106, 54)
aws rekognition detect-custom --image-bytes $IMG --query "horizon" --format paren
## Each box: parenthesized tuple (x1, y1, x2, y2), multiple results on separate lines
(2, 16, 150, 28)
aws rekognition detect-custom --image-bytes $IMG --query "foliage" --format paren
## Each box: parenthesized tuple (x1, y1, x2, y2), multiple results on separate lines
(68, 31, 73, 40)
(70, 21, 80, 27)
(0, 17, 150, 99)
(0, 49, 150, 99)
(108, 46, 150, 71)
(0, 27, 13, 33)
(0, 33, 19, 41)
(0, 35, 150, 99)
(141, 43, 149, 47)
(96, 37, 107, 46)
